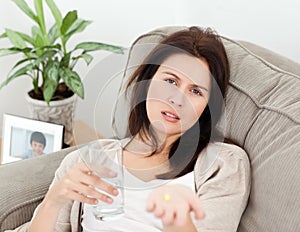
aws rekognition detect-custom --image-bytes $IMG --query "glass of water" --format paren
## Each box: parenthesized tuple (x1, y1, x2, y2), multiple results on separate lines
(84, 139, 124, 221)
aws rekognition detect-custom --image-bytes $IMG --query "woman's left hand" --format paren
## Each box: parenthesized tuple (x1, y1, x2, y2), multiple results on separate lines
(146, 184, 205, 227)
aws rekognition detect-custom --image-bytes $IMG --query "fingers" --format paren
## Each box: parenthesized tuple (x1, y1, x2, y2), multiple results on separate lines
(188, 197, 205, 220)
(66, 179, 114, 204)
(79, 172, 119, 197)
(174, 214, 186, 227)
(147, 198, 185, 226)
(89, 165, 118, 178)
(146, 201, 154, 212)
(70, 163, 119, 197)
(79, 162, 117, 178)
(151, 205, 188, 227)
(153, 203, 165, 218)
(65, 190, 99, 205)
(58, 163, 120, 204)
(162, 208, 175, 225)
(192, 205, 205, 220)
(146, 185, 206, 228)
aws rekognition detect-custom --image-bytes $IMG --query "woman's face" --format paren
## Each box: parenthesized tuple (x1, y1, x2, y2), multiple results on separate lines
(146, 53, 211, 139)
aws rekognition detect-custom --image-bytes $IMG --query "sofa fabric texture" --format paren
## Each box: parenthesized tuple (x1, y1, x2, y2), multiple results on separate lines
(0, 146, 78, 232)
(1, 26, 300, 231)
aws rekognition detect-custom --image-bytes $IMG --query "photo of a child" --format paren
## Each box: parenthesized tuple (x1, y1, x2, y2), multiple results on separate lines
(21, 131, 47, 159)
(1, 114, 64, 164)
(10, 128, 54, 159)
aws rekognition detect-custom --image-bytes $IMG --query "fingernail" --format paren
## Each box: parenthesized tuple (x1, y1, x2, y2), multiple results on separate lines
(94, 199, 98, 204)
(107, 198, 113, 203)
(113, 189, 119, 196)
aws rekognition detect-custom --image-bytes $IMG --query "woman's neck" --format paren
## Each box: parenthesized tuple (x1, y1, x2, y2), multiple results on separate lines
(125, 132, 180, 157)
(123, 136, 172, 181)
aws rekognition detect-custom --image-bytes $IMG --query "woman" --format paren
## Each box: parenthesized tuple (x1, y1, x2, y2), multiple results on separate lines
(22, 27, 250, 232)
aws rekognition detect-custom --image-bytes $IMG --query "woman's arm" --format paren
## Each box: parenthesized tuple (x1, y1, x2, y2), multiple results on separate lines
(28, 201, 62, 232)
(29, 162, 118, 232)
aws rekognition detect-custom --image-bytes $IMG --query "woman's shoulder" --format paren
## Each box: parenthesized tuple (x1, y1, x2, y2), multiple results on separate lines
(200, 142, 249, 164)
(194, 142, 250, 185)
(211, 142, 249, 160)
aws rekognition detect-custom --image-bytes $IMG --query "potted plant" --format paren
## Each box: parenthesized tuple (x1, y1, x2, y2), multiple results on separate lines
(0, 0, 124, 145)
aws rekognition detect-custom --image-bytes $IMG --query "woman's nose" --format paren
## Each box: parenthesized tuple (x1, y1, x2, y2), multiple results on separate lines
(168, 91, 184, 107)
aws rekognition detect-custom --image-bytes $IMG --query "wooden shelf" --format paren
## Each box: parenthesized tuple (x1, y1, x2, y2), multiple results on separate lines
(70, 120, 103, 146)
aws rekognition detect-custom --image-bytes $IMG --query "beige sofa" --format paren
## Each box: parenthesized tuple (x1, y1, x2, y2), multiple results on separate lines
(1, 26, 300, 232)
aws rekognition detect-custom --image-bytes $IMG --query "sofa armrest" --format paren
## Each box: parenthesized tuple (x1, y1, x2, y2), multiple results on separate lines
(0, 146, 78, 232)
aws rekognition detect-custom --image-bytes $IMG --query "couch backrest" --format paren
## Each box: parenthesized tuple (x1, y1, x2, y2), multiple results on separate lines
(113, 26, 300, 231)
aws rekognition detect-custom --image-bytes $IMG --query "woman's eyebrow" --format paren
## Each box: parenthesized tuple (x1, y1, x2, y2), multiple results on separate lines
(163, 71, 209, 92)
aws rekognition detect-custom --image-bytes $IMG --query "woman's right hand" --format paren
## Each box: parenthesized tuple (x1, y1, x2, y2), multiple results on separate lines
(43, 162, 119, 209)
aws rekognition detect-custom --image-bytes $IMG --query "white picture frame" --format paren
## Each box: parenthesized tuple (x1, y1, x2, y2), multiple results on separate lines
(1, 114, 64, 164)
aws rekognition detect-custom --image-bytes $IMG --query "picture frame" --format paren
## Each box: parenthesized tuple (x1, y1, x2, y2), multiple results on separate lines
(1, 114, 64, 164)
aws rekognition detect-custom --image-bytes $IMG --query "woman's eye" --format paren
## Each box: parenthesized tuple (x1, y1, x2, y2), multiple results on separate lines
(165, 79, 177, 85)
(191, 88, 202, 96)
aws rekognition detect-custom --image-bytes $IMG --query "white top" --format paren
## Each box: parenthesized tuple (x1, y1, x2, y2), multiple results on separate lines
(82, 169, 195, 232)
(11, 141, 250, 232)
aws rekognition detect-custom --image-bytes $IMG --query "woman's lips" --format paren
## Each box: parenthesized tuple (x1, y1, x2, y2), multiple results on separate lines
(161, 111, 180, 122)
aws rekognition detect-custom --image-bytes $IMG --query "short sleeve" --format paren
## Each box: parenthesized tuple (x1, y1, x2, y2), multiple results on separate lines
(193, 142, 251, 232)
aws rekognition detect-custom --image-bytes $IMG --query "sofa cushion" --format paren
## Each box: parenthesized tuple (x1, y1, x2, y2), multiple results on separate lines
(0, 146, 78, 231)
(113, 26, 300, 231)
(221, 37, 300, 231)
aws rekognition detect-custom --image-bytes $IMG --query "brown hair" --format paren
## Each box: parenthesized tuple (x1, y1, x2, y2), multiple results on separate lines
(126, 26, 230, 178)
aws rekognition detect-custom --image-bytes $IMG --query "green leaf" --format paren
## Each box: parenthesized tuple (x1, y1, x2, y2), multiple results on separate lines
(32, 25, 41, 38)
(3, 29, 34, 45)
(0, 48, 20, 57)
(45, 0, 63, 29)
(2, 47, 33, 55)
(16, 32, 35, 45)
(0, 63, 34, 89)
(34, 0, 47, 36)
(45, 60, 59, 82)
(48, 24, 59, 44)
(75, 42, 124, 54)
(60, 11, 78, 35)
(5, 29, 26, 49)
(75, 53, 93, 65)
(34, 50, 57, 66)
(60, 52, 71, 67)
(35, 33, 44, 49)
(32, 44, 61, 53)
(0, 32, 7, 39)
(12, 0, 38, 24)
(32, 26, 44, 47)
(43, 60, 59, 103)
(12, 57, 35, 69)
(60, 67, 84, 98)
(63, 19, 92, 43)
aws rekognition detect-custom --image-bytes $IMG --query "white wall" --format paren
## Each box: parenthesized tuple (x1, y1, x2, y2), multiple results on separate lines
(0, 0, 299, 138)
